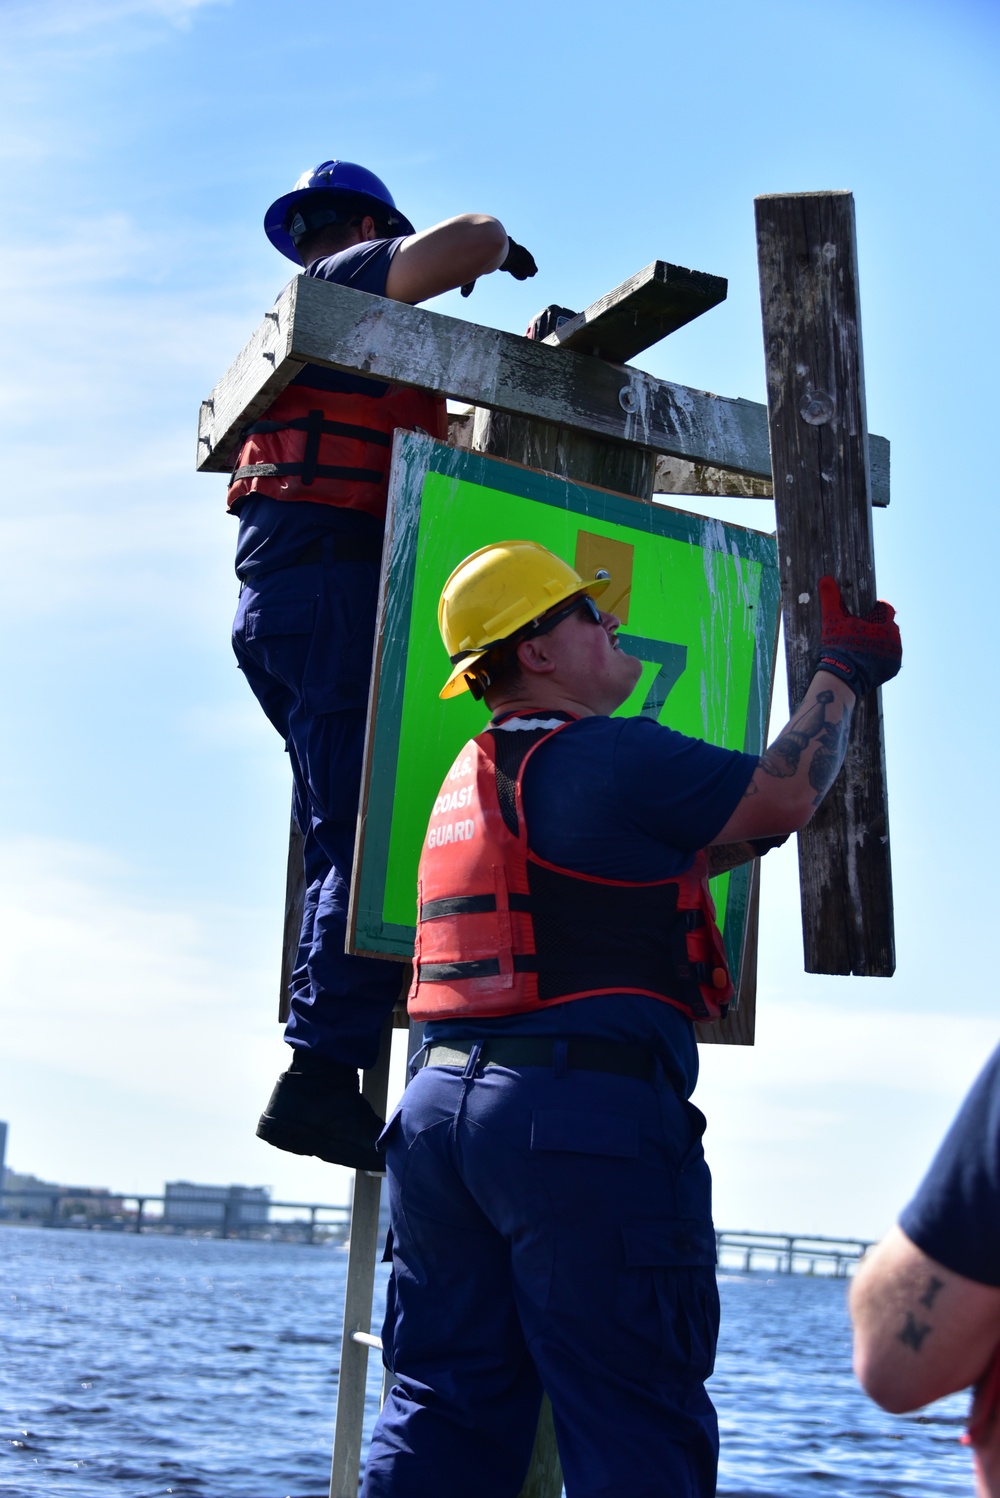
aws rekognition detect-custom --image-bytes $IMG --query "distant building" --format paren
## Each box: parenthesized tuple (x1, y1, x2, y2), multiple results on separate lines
(163, 1182, 270, 1233)
(1, 1168, 124, 1221)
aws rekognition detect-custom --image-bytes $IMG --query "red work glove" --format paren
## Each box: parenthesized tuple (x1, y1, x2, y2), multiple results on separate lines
(815, 575, 902, 697)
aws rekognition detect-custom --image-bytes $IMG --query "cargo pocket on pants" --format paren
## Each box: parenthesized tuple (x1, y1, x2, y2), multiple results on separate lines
(616, 1219, 720, 1383)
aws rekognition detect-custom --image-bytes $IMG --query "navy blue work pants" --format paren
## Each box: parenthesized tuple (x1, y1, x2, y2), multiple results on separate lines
(362, 1053, 720, 1498)
(231, 555, 400, 1068)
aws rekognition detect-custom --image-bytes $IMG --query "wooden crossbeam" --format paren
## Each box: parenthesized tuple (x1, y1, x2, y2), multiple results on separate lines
(540, 260, 727, 363)
(756, 191, 894, 976)
(196, 273, 890, 505)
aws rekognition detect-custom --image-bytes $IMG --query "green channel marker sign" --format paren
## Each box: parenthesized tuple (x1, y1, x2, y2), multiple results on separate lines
(349, 432, 780, 1007)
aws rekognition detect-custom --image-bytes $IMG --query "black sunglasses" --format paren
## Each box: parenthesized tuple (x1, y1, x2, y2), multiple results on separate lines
(449, 592, 603, 670)
(526, 592, 603, 639)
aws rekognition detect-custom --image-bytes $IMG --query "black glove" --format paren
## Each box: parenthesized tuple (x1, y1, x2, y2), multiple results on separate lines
(461, 240, 537, 298)
(814, 575, 902, 697)
(500, 239, 538, 281)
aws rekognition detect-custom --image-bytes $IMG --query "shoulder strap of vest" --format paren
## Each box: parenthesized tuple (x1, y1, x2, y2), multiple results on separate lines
(483, 714, 578, 837)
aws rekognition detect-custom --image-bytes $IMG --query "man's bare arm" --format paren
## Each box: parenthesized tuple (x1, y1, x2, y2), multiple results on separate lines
(706, 835, 788, 875)
(711, 673, 856, 844)
(385, 214, 509, 303)
(849, 1225, 1000, 1413)
(713, 575, 901, 846)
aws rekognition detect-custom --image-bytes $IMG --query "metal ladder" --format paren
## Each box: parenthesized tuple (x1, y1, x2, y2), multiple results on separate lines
(326, 1011, 562, 1498)
(328, 1008, 413, 1498)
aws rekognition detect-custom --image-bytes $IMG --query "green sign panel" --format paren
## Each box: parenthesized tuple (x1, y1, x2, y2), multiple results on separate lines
(350, 433, 780, 998)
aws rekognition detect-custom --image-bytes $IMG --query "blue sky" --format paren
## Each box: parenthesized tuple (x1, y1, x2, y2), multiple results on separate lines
(1, 0, 999, 1235)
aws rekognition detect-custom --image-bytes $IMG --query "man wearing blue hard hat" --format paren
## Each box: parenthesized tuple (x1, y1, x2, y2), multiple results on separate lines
(230, 161, 537, 1173)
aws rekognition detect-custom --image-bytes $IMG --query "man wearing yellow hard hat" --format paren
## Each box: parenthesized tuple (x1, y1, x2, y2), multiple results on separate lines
(361, 540, 902, 1498)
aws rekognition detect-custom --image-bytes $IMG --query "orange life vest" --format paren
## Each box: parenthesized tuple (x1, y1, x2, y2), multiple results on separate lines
(226, 381, 447, 519)
(408, 718, 734, 1024)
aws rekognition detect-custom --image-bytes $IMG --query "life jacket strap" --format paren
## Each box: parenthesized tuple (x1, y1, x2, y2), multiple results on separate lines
(418, 954, 540, 983)
(237, 408, 394, 488)
(242, 415, 393, 446)
(420, 892, 533, 920)
(230, 462, 384, 486)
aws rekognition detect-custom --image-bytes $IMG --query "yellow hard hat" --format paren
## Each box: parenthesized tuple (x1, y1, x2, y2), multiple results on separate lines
(437, 539, 610, 700)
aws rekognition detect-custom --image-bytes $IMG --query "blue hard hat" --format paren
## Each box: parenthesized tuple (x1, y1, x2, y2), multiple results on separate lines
(264, 160, 415, 262)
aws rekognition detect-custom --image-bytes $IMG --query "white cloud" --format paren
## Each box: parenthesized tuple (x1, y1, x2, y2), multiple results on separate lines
(3, 0, 231, 38)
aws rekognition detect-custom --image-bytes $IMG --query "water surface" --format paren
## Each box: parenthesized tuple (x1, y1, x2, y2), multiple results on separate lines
(0, 1226, 973, 1496)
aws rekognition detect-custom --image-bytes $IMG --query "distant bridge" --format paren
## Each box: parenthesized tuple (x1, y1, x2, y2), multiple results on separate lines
(2, 1192, 874, 1269)
(1, 1187, 349, 1242)
(716, 1229, 873, 1276)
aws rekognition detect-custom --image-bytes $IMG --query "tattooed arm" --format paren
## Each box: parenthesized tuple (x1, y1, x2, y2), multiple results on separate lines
(706, 842, 760, 875)
(710, 671, 857, 844)
(849, 1225, 1000, 1414)
(706, 834, 790, 876)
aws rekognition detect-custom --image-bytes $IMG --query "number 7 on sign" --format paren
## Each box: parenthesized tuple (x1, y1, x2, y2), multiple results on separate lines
(616, 636, 688, 721)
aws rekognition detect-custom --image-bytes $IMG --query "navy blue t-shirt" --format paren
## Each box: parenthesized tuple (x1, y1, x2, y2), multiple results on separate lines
(899, 1042, 1000, 1286)
(233, 238, 404, 579)
(424, 712, 758, 1098)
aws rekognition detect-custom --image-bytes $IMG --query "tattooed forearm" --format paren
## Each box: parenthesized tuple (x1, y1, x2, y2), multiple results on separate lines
(750, 688, 853, 806)
(707, 842, 757, 875)
(919, 1276, 945, 1310)
(898, 1312, 933, 1353)
(808, 712, 851, 804)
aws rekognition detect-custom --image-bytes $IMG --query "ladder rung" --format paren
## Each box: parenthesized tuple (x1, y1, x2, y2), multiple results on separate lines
(350, 1330, 383, 1350)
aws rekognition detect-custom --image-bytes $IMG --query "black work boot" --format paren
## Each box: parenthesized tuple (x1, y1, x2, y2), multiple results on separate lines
(256, 1059, 385, 1173)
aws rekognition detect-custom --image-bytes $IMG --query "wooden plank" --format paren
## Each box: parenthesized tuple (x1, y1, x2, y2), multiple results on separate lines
(654, 435, 887, 504)
(197, 275, 767, 480)
(540, 260, 727, 364)
(755, 190, 894, 976)
(456, 413, 890, 508)
(196, 277, 304, 472)
(470, 407, 657, 499)
(654, 455, 774, 501)
(519, 1398, 562, 1498)
(197, 275, 890, 504)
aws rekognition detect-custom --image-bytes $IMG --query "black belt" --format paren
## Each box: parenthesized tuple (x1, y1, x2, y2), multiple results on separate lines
(238, 532, 382, 584)
(419, 1037, 657, 1082)
(288, 535, 382, 566)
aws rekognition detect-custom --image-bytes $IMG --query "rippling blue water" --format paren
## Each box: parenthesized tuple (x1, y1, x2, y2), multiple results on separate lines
(1, 1226, 973, 1496)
